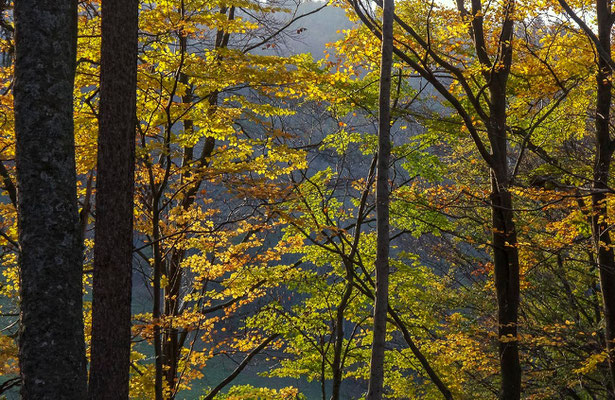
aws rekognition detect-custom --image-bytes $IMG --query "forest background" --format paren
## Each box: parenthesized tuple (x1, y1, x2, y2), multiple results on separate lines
(1, 0, 615, 399)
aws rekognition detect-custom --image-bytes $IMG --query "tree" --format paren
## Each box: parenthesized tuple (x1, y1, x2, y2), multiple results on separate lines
(88, 0, 139, 398)
(255, 44, 456, 397)
(554, 0, 615, 396)
(13, 0, 87, 398)
(366, 0, 393, 397)
(343, 0, 554, 397)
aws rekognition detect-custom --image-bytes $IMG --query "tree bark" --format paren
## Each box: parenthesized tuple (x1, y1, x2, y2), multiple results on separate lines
(152, 201, 164, 400)
(366, 0, 393, 397)
(490, 177, 521, 400)
(13, 0, 87, 398)
(592, 1, 615, 396)
(163, 252, 183, 397)
(87, 0, 138, 398)
(488, 30, 521, 398)
(161, 64, 191, 400)
(330, 277, 353, 400)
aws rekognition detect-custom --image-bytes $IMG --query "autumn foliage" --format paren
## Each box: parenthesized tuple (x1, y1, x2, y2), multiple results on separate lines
(3, 0, 615, 399)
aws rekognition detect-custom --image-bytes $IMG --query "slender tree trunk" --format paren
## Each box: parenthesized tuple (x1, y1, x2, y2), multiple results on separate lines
(593, 120, 615, 399)
(13, 0, 87, 398)
(594, 128, 615, 400)
(163, 252, 183, 397)
(161, 65, 192, 400)
(490, 174, 521, 400)
(160, 24, 225, 395)
(484, 11, 521, 393)
(330, 277, 353, 400)
(88, 0, 138, 398)
(152, 202, 164, 400)
(593, 2, 615, 396)
(366, 0, 393, 397)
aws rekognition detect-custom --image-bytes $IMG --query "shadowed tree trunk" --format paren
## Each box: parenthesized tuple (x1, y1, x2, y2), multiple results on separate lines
(590, 2, 615, 396)
(330, 276, 353, 400)
(366, 0, 393, 397)
(88, 0, 139, 398)
(487, 17, 521, 396)
(13, 0, 87, 398)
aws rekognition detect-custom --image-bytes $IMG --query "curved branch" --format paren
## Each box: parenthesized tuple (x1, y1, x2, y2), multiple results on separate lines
(201, 334, 280, 400)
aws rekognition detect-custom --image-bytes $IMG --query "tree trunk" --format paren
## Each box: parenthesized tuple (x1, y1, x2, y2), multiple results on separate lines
(330, 277, 353, 400)
(486, 16, 521, 393)
(366, 0, 393, 397)
(152, 202, 164, 400)
(490, 176, 521, 400)
(592, 2, 615, 397)
(163, 252, 183, 397)
(490, 110, 521, 400)
(13, 0, 87, 398)
(87, 0, 138, 398)
(161, 66, 192, 400)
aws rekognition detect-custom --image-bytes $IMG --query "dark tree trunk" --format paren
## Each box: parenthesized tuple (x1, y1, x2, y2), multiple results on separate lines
(161, 66, 191, 400)
(486, 10, 521, 396)
(152, 203, 164, 400)
(489, 95, 522, 400)
(593, 1, 615, 396)
(161, 79, 192, 400)
(13, 0, 87, 398)
(87, 0, 138, 398)
(159, 22, 225, 395)
(366, 0, 393, 397)
(330, 277, 353, 400)
(490, 175, 521, 400)
(163, 252, 183, 397)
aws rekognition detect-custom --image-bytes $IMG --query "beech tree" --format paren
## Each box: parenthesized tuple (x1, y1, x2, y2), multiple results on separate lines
(87, 0, 139, 398)
(13, 0, 87, 398)
(366, 0, 393, 397)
